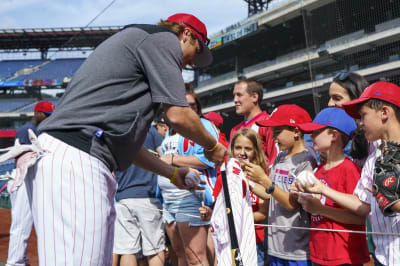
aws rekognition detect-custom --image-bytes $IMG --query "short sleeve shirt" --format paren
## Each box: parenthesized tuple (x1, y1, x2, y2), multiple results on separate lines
(39, 25, 188, 171)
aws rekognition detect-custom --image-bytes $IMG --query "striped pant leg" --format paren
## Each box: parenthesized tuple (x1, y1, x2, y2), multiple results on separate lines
(26, 134, 117, 266)
(6, 180, 34, 266)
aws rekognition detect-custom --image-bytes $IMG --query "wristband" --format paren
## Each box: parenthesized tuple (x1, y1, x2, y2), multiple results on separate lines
(265, 182, 275, 194)
(170, 167, 178, 184)
(207, 142, 219, 152)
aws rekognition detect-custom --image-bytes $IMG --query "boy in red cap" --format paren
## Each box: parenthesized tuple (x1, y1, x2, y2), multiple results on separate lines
(295, 107, 369, 266)
(296, 81, 400, 266)
(243, 104, 317, 266)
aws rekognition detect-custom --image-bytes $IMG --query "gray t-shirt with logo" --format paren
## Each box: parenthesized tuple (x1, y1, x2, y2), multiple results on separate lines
(268, 149, 317, 261)
(39, 25, 188, 171)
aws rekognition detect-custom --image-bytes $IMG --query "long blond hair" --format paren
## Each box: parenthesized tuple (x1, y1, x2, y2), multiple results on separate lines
(229, 128, 267, 172)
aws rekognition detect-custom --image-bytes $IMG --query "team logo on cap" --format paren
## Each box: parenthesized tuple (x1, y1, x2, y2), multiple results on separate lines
(376, 91, 382, 95)
(290, 119, 295, 124)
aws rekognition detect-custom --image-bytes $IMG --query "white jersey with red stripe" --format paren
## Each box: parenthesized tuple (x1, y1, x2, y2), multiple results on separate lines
(210, 158, 257, 265)
(354, 146, 400, 266)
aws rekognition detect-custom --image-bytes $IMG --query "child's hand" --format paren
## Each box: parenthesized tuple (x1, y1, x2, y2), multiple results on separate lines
(297, 193, 322, 214)
(296, 176, 325, 195)
(242, 161, 268, 183)
(199, 205, 212, 221)
(290, 183, 300, 200)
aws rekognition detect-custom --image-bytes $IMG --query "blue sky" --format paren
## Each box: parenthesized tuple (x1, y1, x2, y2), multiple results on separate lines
(0, 0, 250, 36)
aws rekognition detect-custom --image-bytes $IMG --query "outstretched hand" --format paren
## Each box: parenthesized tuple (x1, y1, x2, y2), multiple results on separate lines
(172, 167, 206, 191)
(204, 143, 227, 168)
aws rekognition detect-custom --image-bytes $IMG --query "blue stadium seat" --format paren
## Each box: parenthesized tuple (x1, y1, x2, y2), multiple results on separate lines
(0, 99, 36, 112)
(14, 58, 85, 81)
(0, 60, 44, 80)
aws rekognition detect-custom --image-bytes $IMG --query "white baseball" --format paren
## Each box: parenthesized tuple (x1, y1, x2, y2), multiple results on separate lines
(185, 171, 201, 186)
(296, 170, 316, 187)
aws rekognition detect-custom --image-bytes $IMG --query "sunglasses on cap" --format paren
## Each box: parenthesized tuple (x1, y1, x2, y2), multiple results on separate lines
(334, 72, 350, 81)
(184, 22, 210, 46)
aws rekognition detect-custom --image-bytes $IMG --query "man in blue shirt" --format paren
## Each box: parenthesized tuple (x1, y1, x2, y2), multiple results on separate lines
(113, 126, 165, 266)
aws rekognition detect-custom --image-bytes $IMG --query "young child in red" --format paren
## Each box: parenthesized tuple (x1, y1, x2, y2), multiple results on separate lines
(297, 107, 369, 265)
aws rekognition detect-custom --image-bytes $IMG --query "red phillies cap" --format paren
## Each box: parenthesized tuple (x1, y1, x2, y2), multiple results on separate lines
(166, 13, 212, 67)
(257, 104, 312, 127)
(342, 81, 400, 119)
(34, 101, 54, 114)
(203, 112, 223, 128)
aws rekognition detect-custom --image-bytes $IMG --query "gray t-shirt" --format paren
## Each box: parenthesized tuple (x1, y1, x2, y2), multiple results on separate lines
(39, 25, 188, 171)
(268, 149, 317, 261)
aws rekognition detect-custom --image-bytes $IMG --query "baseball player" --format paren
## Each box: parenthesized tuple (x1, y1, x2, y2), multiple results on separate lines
(20, 13, 226, 265)
(7, 101, 54, 266)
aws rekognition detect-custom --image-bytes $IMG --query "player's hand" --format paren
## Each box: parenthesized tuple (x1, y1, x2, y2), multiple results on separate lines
(199, 205, 212, 221)
(297, 192, 322, 214)
(242, 160, 270, 185)
(173, 167, 206, 191)
(204, 143, 227, 168)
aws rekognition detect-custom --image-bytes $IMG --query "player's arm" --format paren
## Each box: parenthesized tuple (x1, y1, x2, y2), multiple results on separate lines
(163, 104, 226, 166)
(244, 161, 298, 211)
(297, 194, 366, 225)
(133, 146, 204, 190)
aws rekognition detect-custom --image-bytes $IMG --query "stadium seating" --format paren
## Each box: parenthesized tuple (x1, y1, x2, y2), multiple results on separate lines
(0, 99, 36, 112)
(0, 59, 44, 80)
(13, 58, 84, 81)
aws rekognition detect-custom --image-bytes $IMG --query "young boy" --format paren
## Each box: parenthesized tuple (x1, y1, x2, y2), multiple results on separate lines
(296, 81, 400, 266)
(296, 107, 369, 265)
(244, 104, 317, 266)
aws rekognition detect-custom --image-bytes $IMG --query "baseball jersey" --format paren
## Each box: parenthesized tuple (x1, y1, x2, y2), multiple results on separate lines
(268, 149, 317, 261)
(310, 158, 369, 265)
(39, 25, 188, 172)
(115, 126, 163, 200)
(211, 158, 257, 265)
(212, 168, 265, 243)
(230, 111, 278, 166)
(158, 118, 218, 206)
(354, 146, 400, 266)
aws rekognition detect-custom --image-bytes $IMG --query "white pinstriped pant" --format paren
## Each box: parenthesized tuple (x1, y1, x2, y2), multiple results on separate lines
(7, 179, 33, 266)
(25, 133, 118, 266)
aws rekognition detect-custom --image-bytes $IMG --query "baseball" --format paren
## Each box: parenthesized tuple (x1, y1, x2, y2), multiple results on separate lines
(185, 171, 201, 186)
(296, 170, 316, 187)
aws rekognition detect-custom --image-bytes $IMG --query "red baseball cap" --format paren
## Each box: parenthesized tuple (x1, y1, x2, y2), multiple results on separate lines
(342, 81, 400, 119)
(34, 101, 54, 114)
(256, 104, 312, 127)
(166, 13, 212, 67)
(203, 112, 223, 128)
